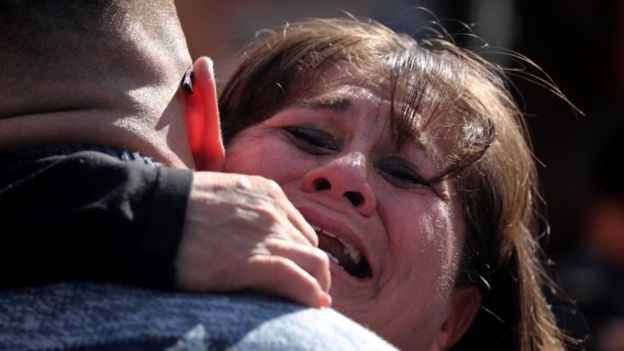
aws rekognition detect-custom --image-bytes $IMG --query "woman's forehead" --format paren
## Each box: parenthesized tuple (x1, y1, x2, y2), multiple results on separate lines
(295, 84, 384, 109)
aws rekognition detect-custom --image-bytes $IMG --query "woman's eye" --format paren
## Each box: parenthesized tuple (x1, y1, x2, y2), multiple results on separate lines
(284, 126, 338, 155)
(376, 157, 430, 189)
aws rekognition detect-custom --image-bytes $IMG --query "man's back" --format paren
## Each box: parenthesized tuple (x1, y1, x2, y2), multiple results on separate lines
(0, 282, 396, 350)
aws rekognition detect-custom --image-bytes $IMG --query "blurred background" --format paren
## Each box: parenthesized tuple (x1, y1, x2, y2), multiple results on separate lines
(175, 1, 624, 349)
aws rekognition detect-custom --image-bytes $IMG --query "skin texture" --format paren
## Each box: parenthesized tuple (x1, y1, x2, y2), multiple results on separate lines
(176, 58, 332, 308)
(222, 84, 477, 349)
(176, 171, 332, 308)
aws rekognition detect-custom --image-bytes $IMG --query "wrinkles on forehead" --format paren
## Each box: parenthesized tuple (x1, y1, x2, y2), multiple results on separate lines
(284, 58, 491, 183)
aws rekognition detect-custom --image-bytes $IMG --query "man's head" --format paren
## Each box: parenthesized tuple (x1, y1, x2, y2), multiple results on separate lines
(1, 0, 189, 110)
(0, 0, 223, 168)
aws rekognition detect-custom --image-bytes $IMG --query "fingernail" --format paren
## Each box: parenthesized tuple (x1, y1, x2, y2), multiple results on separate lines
(320, 293, 332, 308)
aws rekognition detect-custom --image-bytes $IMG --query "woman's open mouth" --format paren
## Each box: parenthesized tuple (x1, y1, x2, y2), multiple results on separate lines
(314, 227, 372, 279)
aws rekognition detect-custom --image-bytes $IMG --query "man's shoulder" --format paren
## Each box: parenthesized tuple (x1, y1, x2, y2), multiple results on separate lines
(0, 283, 397, 351)
(0, 145, 160, 167)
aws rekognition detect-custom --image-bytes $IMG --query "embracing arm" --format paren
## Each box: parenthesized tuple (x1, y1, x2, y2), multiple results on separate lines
(0, 150, 191, 289)
(0, 150, 330, 307)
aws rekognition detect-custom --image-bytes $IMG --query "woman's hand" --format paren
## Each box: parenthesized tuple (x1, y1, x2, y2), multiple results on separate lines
(175, 171, 332, 308)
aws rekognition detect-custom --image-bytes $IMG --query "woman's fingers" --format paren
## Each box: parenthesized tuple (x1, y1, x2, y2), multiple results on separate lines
(175, 172, 331, 307)
(287, 207, 319, 247)
(257, 239, 331, 293)
(248, 255, 332, 308)
(256, 178, 319, 247)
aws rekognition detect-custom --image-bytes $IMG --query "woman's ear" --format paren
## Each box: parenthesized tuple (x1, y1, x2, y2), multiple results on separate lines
(430, 287, 481, 351)
(183, 56, 225, 171)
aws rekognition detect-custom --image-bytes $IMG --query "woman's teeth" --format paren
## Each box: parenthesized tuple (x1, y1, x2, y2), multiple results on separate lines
(313, 225, 373, 279)
(313, 226, 362, 265)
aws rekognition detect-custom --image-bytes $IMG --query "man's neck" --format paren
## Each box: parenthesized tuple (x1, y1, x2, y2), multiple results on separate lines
(0, 93, 193, 168)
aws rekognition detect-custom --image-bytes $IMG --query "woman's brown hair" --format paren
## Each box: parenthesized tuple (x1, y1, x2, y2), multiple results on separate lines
(219, 17, 567, 350)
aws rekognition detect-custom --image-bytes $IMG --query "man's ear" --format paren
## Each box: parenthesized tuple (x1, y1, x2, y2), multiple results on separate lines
(430, 287, 481, 351)
(183, 56, 225, 171)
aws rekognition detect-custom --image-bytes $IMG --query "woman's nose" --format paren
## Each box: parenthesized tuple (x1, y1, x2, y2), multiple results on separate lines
(301, 152, 376, 216)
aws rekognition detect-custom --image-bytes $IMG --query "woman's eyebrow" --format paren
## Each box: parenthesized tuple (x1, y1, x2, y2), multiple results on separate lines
(293, 96, 352, 112)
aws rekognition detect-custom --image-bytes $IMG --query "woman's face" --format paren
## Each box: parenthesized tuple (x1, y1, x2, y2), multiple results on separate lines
(223, 83, 469, 349)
